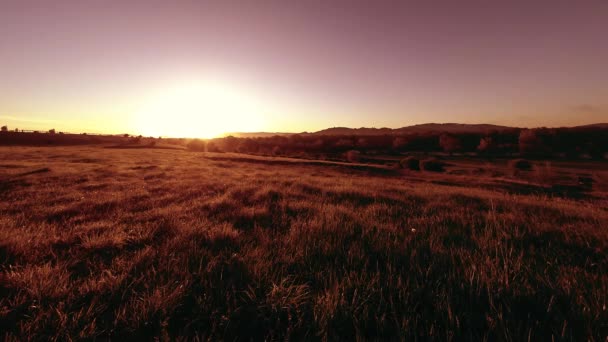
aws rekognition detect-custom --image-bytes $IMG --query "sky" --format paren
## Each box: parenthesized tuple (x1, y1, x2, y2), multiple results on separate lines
(1, 1, 607, 137)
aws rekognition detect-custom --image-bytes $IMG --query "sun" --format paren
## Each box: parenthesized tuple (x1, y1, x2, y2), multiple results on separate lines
(133, 80, 266, 138)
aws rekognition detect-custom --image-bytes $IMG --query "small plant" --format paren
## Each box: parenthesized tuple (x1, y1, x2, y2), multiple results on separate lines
(508, 158, 532, 171)
(345, 150, 360, 162)
(186, 139, 206, 151)
(533, 161, 554, 185)
(420, 158, 445, 172)
(399, 156, 420, 170)
(272, 145, 282, 156)
(578, 176, 593, 190)
(207, 141, 222, 152)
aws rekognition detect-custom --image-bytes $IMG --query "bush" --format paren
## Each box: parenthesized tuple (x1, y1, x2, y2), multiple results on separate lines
(186, 139, 206, 152)
(420, 158, 445, 172)
(345, 150, 360, 162)
(509, 158, 532, 171)
(399, 156, 420, 170)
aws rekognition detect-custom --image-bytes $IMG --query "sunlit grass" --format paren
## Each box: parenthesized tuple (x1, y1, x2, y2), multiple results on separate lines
(0, 146, 606, 340)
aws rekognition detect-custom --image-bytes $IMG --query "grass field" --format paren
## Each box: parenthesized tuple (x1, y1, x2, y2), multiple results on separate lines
(1, 146, 607, 340)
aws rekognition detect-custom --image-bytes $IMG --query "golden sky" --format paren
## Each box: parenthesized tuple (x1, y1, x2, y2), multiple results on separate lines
(1, 1, 607, 137)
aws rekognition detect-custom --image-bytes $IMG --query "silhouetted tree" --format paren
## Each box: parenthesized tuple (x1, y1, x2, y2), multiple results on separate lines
(519, 129, 549, 156)
(345, 150, 360, 162)
(0, 125, 7, 132)
(439, 133, 462, 154)
(335, 138, 354, 150)
(49, 129, 56, 134)
(220, 136, 239, 152)
(207, 141, 221, 152)
(238, 139, 259, 153)
(310, 138, 324, 151)
(477, 136, 496, 154)
(356, 138, 368, 148)
(392, 137, 408, 150)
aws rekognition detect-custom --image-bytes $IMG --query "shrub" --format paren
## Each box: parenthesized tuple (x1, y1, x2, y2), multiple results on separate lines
(399, 156, 420, 170)
(420, 158, 445, 172)
(477, 136, 495, 153)
(533, 161, 554, 185)
(578, 176, 594, 190)
(238, 139, 260, 153)
(207, 141, 222, 152)
(186, 139, 206, 152)
(509, 158, 532, 171)
(345, 150, 360, 162)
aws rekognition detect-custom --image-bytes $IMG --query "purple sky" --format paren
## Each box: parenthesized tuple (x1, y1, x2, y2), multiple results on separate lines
(1, 1, 607, 135)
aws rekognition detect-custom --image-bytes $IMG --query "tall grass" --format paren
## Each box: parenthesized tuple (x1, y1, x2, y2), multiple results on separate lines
(0, 146, 606, 340)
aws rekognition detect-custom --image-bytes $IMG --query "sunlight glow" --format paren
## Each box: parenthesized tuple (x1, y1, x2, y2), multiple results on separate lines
(133, 80, 266, 138)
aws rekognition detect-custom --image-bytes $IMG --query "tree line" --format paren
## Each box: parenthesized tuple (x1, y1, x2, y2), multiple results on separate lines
(185, 126, 608, 159)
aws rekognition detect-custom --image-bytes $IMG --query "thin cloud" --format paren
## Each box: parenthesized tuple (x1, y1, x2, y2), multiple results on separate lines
(571, 104, 602, 113)
(0, 115, 58, 124)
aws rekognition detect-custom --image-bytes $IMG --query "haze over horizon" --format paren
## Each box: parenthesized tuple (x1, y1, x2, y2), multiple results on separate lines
(1, 1, 607, 137)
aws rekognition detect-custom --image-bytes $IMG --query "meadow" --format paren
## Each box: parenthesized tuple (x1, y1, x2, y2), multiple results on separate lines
(0, 146, 607, 340)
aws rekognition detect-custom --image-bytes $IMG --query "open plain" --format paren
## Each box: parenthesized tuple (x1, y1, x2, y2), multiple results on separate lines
(1, 146, 607, 340)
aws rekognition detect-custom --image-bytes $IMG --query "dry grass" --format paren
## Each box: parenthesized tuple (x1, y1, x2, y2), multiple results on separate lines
(0, 146, 607, 340)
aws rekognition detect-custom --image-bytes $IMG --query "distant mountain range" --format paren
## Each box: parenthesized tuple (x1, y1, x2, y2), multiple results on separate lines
(311, 123, 515, 136)
(573, 123, 608, 129)
(227, 122, 608, 138)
